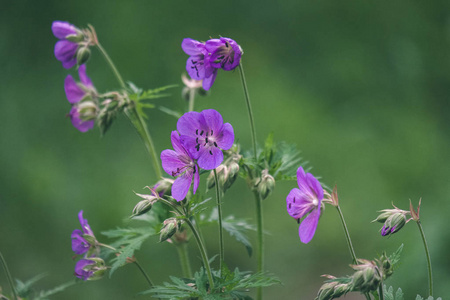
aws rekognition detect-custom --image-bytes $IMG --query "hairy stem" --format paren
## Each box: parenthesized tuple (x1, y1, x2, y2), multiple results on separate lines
(336, 205, 357, 264)
(238, 62, 257, 158)
(134, 260, 155, 288)
(254, 191, 264, 300)
(188, 88, 196, 112)
(378, 282, 385, 300)
(0, 252, 18, 300)
(96, 43, 126, 89)
(417, 221, 433, 296)
(214, 169, 224, 271)
(176, 243, 193, 278)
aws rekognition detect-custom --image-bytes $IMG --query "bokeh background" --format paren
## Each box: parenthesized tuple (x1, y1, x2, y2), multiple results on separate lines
(1, 1, 450, 299)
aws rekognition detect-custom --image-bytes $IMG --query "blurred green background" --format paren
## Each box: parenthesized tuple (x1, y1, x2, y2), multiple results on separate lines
(1, 0, 450, 299)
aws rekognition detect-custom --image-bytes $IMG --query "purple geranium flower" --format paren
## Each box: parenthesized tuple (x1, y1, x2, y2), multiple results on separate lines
(64, 64, 97, 132)
(181, 38, 218, 91)
(74, 259, 95, 280)
(52, 21, 82, 69)
(161, 131, 200, 201)
(71, 210, 96, 255)
(206, 37, 242, 71)
(286, 166, 324, 244)
(177, 109, 234, 170)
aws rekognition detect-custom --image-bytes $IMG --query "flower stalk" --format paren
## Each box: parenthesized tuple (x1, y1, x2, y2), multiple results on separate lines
(134, 260, 155, 288)
(417, 220, 433, 296)
(214, 169, 225, 271)
(238, 62, 257, 158)
(336, 205, 357, 264)
(254, 191, 264, 300)
(0, 251, 18, 300)
(176, 243, 193, 278)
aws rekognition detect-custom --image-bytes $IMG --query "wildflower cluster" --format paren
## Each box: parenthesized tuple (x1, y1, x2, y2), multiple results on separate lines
(182, 37, 242, 90)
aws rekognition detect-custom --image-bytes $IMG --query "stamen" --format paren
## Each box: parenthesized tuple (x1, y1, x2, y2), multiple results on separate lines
(200, 130, 204, 136)
(213, 142, 218, 147)
(293, 197, 296, 203)
(209, 150, 213, 155)
(196, 129, 198, 135)
(205, 137, 209, 143)
(289, 203, 291, 209)
(196, 137, 198, 143)
(211, 130, 213, 135)
(225, 41, 229, 48)
(297, 218, 300, 224)
(195, 144, 200, 151)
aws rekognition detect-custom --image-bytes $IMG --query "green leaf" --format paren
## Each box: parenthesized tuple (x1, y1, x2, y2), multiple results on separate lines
(33, 280, 76, 300)
(15, 273, 47, 298)
(207, 209, 256, 256)
(158, 106, 182, 119)
(101, 226, 157, 276)
(389, 244, 404, 268)
(127, 84, 177, 119)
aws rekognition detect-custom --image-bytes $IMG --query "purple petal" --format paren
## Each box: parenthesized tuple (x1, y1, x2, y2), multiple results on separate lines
(69, 107, 94, 132)
(201, 109, 223, 134)
(179, 135, 201, 159)
(54, 40, 78, 62)
(299, 207, 321, 244)
(216, 123, 234, 150)
(306, 173, 324, 200)
(177, 111, 204, 137)
(193, 165, 200, 194)
(78, 64, 93, 88)
(205, 38, 223, 52)
(181, 38, 204, 56)
(64, 75, 85, 103)
(186, 55, 205, 80)
(286, 188, 314, 219)
(221, 37, 242, 71)
(170, 131, 190, 157)
(202, 69, 217, 91)
(52, 21, 78, 39)
(197, 146, 223, 170)
(62, 58, 77, 69)
(78, 210, 93, 235)
(71, 229, 89, 255)
(161, 149, 189, 176)
(172, 171, 193, 201)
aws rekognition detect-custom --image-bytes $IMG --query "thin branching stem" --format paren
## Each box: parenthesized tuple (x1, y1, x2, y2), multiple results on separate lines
(214, 169, 224, 271)
(378, 282, 385, 300)
(188, 89, 196, 112)
(96, 43, 126, 89)
(0, 251, 18, 300)
(238, 63, 257, 158)
(336, 205, 357, 264)
(417, 221, 433, 296)
(176, 243, 193, 278)
(254, 191, 264, 300)
(134, 260, 155, 288)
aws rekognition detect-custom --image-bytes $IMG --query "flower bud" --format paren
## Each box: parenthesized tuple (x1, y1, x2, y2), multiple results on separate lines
(160, 218, 179, 242)
(75, 257, 107, 281)
(153, 178, 174, 197)
(131, 200, 153, 218)
(258, 169, 275, 200)
(381, 212, 406, 236)
(77, 100, 97, 121)
(223, 162, 239, 191)
(350, 259, 381, 293)
(65, 33, 85, 43)
(315, 281, 350, 300)
(76, 46, 91, 66)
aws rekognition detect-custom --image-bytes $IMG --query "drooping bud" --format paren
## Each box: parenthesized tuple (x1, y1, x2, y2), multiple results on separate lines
(315, 277, 352, 300)
(65, 33, 85, 43)
(77, 100, 98, 121)
(74, 257, 107, 281)
(160, 218, 180, 242)
(381, 212, 407, 236)
(130, 187, 159, 218)
(223, 162, 239, 191)
(258, 169, 275, 200)
(153, 178, 174, 197)
(76, 46, 91, 65)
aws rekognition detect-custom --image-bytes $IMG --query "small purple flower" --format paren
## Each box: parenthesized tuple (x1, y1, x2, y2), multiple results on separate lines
(286, 166, 323, 244)
(52, 21, 82, 69)
(177, 109, 234, 170)
(64, 64, 97, 132)
(161, 131, 200, 201)
(206, 37, 242, 71)
(71, 210, 96, 255)
(182, 38, 218, 91)
(74, 259, 95, 280)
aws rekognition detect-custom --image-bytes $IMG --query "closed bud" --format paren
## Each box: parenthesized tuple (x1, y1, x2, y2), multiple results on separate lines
(381, 212, 406, 236)
(160, 218, 179, 242)
(350, 259, 381, 293)
(65, 33, 85, 43)
(86, 257, 107, 281)
(76, 46, 91, 66)
(315, 282, 337, 300)
(77, 101, 97, 121)
(131, 200, 153, 218)
(223, 162, 239, 191)
(153, 178, 174, 197)
(258, 169, 275, 200)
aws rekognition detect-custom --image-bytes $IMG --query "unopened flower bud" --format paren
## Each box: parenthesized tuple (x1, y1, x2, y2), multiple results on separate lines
(315, 281, 351, 300)
(76, 46, 91, 65)
(77, 101, 97, 121)
(381, 212, 406, 236)
(223, 162, 239, 191)
(154, 178, 174, 197)
(350, 259, 381, 293)
(258, 169, 275, 200)
(131, 200, 153, 218)
(75, 257, 107, 281)
(160, 218, 179, 242)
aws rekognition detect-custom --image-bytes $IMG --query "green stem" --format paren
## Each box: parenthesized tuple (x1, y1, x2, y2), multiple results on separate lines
(417, 221, 433, 296)
(96, 43, 126, 89)
(238, 63, 257, 158)
(188, 88, 196, 112)
(134, 261, 155, 288)
(96, 42, 162, 179)
(214, 169, 224, 272)
(336, 205, 357, 264)
(378, 282, 385, 300)
(0, 252, 18, 300)
(254, 191, 264, 300)
(125, 108, 163, 179)
(176, 243, 193, 278)
(158, 198, 214, 290)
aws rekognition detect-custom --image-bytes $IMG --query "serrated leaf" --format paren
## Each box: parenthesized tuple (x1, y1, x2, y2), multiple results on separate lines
(158, 106, 182, 119)
(389, 244, 404, 267)
(33, 280, 76, 300)
(15, 273, 48, 298)
(101, 226, 157, 276)
(383, 285, 404, 300)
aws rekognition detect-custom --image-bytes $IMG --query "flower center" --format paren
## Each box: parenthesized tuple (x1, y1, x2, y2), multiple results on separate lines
(213, 43, 234, 67)
(312, 198, 319, 207)
(194, 128, 219, 155)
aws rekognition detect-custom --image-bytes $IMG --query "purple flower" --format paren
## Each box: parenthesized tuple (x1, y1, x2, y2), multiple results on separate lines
(71, 210, 96, 255)
(286, 166, 323, 244)
(177, 109, 234, 170)
(74, 258, 106, 281)
(74, 259, 95, 280)
(161, 131, 200, 201)
(182, 38, 218, 91)
(206, 37, 242, 71)
(64, 64, 97, 132)
(52, 21, 82, 69)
